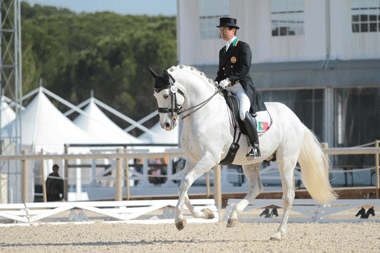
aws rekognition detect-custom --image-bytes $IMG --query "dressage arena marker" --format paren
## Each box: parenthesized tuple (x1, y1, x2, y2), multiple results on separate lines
(224, 199, 380, 223)
(0, 199, 218, 226)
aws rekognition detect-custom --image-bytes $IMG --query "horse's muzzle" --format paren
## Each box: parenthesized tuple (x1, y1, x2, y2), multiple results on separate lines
(162, 118, 177, 131)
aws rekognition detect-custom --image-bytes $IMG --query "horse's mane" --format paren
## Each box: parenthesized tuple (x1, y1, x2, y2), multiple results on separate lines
(167, 65, 215, 89)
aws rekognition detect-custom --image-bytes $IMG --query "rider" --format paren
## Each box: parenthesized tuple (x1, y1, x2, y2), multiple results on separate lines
(215, 17, 267, 158)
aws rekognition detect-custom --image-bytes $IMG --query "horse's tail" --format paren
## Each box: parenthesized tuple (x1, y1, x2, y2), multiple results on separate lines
(298, 125, 337, 204)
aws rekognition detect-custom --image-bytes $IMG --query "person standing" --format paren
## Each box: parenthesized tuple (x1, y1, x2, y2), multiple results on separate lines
(46, 164, 64, 201)
(215, 17, 267, 158)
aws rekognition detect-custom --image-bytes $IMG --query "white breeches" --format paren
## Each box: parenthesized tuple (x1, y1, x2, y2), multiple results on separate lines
(226, 83, 251, 120)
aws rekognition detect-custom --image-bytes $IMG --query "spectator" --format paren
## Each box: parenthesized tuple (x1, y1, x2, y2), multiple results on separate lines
(46, 164, 64, 201)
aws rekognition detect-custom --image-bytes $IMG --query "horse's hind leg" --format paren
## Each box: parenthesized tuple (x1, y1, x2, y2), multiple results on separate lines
(227, 163, 263, 227)
(270, 153, 297, 241)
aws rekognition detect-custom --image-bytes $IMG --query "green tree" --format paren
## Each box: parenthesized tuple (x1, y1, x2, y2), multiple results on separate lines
(19, 4, 177, 132)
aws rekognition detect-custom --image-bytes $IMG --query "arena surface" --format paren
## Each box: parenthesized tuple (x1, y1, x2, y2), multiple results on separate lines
(0, 220, 379, 252)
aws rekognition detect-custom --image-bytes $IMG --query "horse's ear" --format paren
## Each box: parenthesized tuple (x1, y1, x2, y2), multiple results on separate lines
(164, 69, 176, 85)
(149, 67, 159, 79)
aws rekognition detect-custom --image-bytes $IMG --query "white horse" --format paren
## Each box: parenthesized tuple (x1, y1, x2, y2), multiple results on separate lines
(150, 65, 336, 241)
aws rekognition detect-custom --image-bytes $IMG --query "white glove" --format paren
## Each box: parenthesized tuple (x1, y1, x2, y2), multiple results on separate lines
(219, 78, 231, 89)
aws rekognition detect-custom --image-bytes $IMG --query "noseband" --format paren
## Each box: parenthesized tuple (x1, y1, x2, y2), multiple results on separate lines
(155, 84, 185, 120)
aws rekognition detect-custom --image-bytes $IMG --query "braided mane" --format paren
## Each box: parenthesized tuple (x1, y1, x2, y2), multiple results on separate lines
(167, 65, 215, 89)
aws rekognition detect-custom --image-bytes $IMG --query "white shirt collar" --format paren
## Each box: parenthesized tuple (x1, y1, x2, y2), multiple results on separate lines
(225, 36, 236, 51)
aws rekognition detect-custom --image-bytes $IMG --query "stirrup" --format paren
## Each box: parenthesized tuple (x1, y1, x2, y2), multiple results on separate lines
(246, 147, 261, 159)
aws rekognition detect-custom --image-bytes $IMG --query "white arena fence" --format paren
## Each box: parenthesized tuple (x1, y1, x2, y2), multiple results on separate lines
(0, 141, 378, 207)
(0, 199, 219, 226)
(224, 199, 380, 223)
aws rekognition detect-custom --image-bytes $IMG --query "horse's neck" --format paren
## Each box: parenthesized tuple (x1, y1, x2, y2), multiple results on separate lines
(174, 70, 228, 128)
(185, 84, 226, 121)
(183, 81, 216, 108)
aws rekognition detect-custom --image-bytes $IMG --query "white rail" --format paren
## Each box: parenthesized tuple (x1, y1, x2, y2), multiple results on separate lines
(0, 199, 219, 225)
(0, 141, 379, 206)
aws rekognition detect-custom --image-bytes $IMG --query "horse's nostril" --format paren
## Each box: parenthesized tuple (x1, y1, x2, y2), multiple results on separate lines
(165, 123, 171, 128)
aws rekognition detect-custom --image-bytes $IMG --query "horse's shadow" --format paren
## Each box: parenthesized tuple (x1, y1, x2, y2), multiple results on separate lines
(260, 206, 279, 218)
(355, 206, 375, 219)
(0, 239, 242, 248)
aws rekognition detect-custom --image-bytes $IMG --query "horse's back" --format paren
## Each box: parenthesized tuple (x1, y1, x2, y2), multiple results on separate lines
(264, 102, 303, 127)
(260, 102, 305, 154)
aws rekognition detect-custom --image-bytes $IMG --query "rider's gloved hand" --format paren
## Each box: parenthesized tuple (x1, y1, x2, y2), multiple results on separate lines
(219, 78, 231, 89)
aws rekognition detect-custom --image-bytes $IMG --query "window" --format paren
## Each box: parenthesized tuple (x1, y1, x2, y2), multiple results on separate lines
(261, 89, 323, 139)
(351, 0, 380, 33)
(271, 0, 305, 36)
(199, 0, 230, 39)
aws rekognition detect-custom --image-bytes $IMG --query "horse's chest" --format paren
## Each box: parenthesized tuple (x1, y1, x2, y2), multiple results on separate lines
(180, 131, 202, 159)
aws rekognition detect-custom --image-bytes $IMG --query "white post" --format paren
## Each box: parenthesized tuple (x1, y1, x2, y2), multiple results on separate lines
(22, 150, 28, 203)
(91, 159, 96, 182)
(40, 149, 47, 202)
(76, 159, 81, 201)
(124, 147, 130, 200)
(115, 148, 123, 201)
(221, 165, 229, 186)
(139, 158, 150, 187)
(323, 87, 334, 147)
(164, 158, 176, 186)
(376, 140, 379, 199)
(214, 165, 222, 209)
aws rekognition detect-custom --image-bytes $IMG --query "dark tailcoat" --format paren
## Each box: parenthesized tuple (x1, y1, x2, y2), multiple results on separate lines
(215, 39, 266, 113)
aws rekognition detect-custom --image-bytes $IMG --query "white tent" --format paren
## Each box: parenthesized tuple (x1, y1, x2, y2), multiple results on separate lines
(1, 88, 106, 203)
(1, 100, 16, 128)
(73, 98, 141, 144)
(2, 88, 103, 153)
(138, 121, 179, 144)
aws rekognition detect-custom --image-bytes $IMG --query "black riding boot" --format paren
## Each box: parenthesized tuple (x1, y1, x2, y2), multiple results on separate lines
(244, 112, 260, 159)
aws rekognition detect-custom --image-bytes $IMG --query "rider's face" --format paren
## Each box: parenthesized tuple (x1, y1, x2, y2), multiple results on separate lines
(219, 27, 235, 41)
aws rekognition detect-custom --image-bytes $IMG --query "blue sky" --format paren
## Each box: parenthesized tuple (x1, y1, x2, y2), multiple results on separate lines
(24, 0, 177, 16)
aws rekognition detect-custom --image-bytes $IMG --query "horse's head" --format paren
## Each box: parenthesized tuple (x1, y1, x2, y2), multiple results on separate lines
(149, 67, 185, 131)
(367, 207, 375, 217)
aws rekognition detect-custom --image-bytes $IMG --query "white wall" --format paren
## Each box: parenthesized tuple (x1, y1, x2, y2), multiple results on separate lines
(178, 0, 380, 65)
(330, 0, 380, 60)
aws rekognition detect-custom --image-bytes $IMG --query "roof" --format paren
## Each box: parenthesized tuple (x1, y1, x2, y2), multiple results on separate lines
(73, 99, 141, 144)
(138, 121, 179, 144)
(2, 89, 102, 152)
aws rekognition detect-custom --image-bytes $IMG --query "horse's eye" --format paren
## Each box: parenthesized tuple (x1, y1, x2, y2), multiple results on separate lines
(163, 94, 169, 99)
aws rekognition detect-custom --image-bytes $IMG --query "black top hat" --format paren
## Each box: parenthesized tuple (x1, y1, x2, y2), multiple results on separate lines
(216, 17, 239, 29)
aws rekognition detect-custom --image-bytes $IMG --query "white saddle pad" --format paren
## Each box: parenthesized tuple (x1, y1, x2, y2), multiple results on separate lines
(256, 110, 272, 134)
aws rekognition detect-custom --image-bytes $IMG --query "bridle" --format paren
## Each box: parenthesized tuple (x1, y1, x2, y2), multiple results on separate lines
(155, 83, 185, 120)
(155, 76, 222, 121)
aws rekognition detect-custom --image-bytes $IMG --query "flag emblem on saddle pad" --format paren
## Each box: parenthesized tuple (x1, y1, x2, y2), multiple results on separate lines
(258, 122, 269, 131)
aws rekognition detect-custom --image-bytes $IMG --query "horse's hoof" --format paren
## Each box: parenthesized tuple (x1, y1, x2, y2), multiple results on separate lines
(175, 218, 187, 230)
(226, 218, 239, 228)
(202, 208, 215, 219)
(270, 233, 282, 241)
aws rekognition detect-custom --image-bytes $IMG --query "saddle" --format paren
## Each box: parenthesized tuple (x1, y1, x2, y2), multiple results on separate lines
(219, 90, 272, 165)
(219, 91, 244, 165)
(223, 90, 249, 135)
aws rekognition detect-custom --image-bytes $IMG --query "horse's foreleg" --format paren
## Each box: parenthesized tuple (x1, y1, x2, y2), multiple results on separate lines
(271, 157, 297, 241)
(175, 154, 216, 230)
(227, 164, 263, 227)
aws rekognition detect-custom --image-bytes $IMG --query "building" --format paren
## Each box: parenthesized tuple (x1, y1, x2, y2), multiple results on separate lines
(177, 0, 380, 165)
